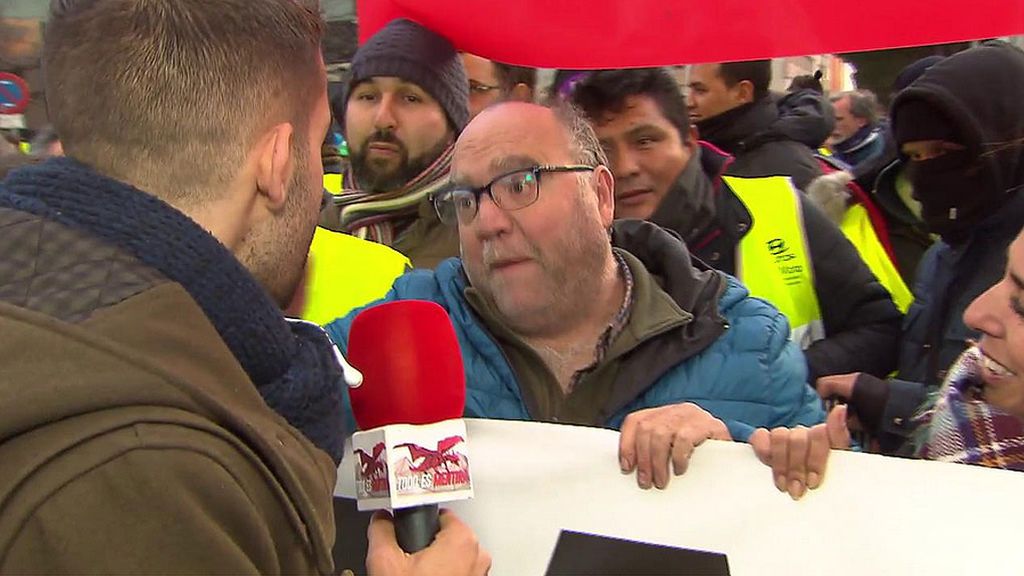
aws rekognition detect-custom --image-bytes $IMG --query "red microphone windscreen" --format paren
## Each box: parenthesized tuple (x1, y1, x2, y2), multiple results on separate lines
(347, 300, 466, 430)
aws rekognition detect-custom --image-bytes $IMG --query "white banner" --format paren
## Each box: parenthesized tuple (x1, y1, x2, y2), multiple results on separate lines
(337, 419, 1024, 575)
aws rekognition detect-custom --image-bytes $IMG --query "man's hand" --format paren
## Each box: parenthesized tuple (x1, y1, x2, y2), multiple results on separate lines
(749, 405, 851, 500)
(816, 373, 859, 400)
(618, 403, 731, 490)
(366, 509, 491, 576)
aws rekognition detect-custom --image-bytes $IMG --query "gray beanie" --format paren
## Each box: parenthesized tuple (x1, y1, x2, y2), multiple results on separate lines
(342, 19, 468, 133)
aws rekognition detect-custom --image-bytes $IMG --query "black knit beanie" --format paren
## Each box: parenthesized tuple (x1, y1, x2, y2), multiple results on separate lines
(342, 19, 468, 133)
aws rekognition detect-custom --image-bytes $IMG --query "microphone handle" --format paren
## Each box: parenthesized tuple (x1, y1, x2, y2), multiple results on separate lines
(394, 504, 440, 553)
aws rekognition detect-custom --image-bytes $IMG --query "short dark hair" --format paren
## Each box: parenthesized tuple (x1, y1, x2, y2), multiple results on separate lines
(718, 60, 772, 101)
(832, 90, 880, 124)
(43, 0, 324, 205)
(493, 63, 537, 94)
(569, 68, 690, 143)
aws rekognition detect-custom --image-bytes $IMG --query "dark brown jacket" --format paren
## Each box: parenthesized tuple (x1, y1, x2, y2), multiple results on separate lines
(0, 209, 337, 574)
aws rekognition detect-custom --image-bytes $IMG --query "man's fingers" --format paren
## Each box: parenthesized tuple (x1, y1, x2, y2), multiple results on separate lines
(476, 549, 494, 575)
(827, 404, 852, 449)
(366, 510, 397, 546)
(769, 428, 789, 492)
(634, 421, 654, 490)
(749, 428, 772, 465)
(650, 426, 675, 489)
(618, 413, 639, 473)
(365, 510, 399, 571)
(785, 426, 810, 500)
(436, 509, 492, 574)
(709, 419, 732, 441)
(806, 425, 830, 489)
(670, 431, 696, 478)
(815, 377, 834, 399)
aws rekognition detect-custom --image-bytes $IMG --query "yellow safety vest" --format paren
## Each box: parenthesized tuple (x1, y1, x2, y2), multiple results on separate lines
(324, 172, 344, 195)
(725, 176, 825, 350)
(838, 204, 914, 313)
(302, 227, 411, 325)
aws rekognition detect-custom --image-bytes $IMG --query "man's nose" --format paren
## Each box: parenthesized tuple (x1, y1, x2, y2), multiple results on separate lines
(373, 93, 398, 131)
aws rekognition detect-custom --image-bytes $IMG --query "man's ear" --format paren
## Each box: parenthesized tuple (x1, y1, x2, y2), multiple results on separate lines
(736, 80, 756, 104)
(594, 165, 616, 225)
(254, 122, 295, 211)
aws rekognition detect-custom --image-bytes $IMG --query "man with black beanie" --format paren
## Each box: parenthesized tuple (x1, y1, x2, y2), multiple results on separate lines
(321, 18, 469, 268)
(817, 41, 1024, 455)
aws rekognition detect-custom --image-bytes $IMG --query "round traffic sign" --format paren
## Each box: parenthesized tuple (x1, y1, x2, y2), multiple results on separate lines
(0, 73, 30, 115)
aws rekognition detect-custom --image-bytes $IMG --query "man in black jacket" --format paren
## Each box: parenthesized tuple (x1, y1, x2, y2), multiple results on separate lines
(688, 61, 826, 191)
(572, 68, 902, 384)
(817, 41, 1024, 454)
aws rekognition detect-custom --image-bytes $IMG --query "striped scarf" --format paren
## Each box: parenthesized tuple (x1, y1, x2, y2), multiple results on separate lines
(331, 143, 454, 246)
(914, 346, 1024, 471)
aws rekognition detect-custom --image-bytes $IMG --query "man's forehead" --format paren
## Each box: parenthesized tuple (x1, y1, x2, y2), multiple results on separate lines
(690, 63, 721, 81)
(453, 107, 565, 178)
(461, 54, 498, 80)
(596, 95, 662, 127)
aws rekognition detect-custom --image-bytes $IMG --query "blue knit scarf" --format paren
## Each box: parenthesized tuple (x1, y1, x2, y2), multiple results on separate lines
(0, 158, 346, 463)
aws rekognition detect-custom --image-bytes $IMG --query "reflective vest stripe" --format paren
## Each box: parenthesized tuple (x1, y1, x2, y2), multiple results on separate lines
(840, 203, 914, 313)
(302, 227, 411, 325)
(724, 175, 825, 350)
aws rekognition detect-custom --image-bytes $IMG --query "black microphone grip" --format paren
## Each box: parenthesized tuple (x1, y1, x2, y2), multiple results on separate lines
(394, 504, 440, 553)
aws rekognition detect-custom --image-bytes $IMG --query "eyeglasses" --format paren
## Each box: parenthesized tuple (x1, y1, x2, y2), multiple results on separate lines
(432, 165, 595, 226)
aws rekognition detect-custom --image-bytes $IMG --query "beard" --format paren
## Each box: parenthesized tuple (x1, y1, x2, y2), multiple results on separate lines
(349, 130, 451, 193)
(241, 146, 320, 308)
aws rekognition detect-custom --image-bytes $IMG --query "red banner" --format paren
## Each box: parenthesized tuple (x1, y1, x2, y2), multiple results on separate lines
(358, 0, 1024, 67)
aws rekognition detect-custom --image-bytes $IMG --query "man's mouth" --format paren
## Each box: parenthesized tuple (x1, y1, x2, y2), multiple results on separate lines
(980, 348, 1016, 378)
(617, 189, 653, 205)
(368, 142, 401, 154)
(488, 258, 530, 271)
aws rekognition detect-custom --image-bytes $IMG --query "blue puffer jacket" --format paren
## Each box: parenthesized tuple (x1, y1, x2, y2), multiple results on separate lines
(326, 221, 825, 441)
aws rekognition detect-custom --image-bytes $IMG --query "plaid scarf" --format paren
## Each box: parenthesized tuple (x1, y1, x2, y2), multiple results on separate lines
(330, 143, 454, 246)
(914, 346, 1024, 471)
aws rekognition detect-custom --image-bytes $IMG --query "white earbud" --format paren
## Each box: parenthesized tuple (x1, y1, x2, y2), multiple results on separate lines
(284, 317, 363, 388)
(333, 345, 364, 388)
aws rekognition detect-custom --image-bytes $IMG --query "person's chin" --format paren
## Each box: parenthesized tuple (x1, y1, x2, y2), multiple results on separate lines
(614, 194, 657, 220)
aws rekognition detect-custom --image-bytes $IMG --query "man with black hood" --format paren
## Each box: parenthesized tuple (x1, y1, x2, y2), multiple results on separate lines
(687, 60, 829, 190)
(571, 68, 902, 384)
(817, 41, 1024, 454)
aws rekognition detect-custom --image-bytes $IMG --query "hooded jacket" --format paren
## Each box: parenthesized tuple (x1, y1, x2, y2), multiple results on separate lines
(696, 91, 828, 190)
(326, 220, 825, 442)
(851, 41, 1024, 453)
(649, 143, 901, 383)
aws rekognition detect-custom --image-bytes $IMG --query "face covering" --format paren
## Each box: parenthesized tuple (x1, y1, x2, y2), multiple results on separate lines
(906, 149, 995, 244)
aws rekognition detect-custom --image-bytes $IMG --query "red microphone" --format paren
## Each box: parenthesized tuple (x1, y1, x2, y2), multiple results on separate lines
(347, 300, 472, 552)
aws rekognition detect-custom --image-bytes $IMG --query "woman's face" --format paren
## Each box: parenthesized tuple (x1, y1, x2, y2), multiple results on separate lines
(964, 230, 1024, 418)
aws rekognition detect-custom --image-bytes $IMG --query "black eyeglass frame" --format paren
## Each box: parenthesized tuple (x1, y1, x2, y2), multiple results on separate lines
(431, 164, 595, 226)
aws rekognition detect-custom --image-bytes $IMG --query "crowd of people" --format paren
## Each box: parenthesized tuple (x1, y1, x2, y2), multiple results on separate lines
(2, 1, 1023, 574)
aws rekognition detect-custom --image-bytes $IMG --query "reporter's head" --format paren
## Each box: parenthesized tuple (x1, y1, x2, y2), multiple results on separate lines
(43, 0, 331, 306)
